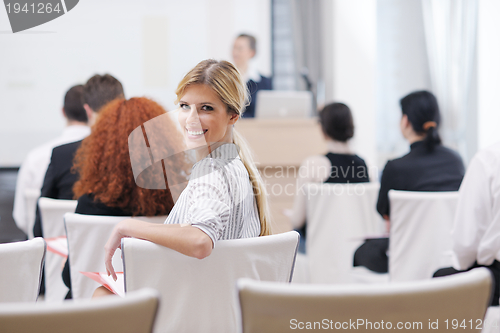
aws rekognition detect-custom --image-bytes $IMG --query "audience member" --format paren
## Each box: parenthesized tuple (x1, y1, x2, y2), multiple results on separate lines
(434, 142, 500, 306)
(95, 59, 272, 297)
(353, 90, 465, 273)
(33, 74, 124, 238)
(62, 97, 186, 299)
(232, 34, 272, 118)
(12, 85, 90, 237)
(287, 102, 370, 252)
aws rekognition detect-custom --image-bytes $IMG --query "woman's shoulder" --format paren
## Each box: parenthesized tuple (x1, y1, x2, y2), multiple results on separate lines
(435, 144, 464, 162)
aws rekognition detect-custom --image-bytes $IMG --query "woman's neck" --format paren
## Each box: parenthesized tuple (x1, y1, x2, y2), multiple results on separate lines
(406, 133, 426, 145)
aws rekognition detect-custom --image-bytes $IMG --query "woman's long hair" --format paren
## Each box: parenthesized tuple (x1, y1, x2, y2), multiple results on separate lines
(175, 59, 272, 236)
(73, 97, 187, 216)
(400, 90, 442, 151)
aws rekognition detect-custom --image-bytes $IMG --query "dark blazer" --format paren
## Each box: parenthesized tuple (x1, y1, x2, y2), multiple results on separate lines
(243, 75, 273, 118)
(33, 140, 82, 238)
(377, 141, 465, 217)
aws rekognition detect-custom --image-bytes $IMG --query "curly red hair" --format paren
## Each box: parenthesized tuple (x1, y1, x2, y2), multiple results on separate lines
(73, 97, 187, 216)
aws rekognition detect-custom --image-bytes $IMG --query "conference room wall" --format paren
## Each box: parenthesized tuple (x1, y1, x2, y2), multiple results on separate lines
(477, 0, 500, 151)
(0, 0, 271, 167)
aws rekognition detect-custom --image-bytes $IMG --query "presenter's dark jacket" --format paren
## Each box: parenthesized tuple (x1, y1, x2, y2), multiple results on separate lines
(377, 140, 465, 217)
(243, 75, 272, 118)
(33, 140, 82, 238)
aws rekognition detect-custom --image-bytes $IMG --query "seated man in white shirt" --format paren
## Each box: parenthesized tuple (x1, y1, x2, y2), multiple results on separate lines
(434, 142, 500, 306)
(12, 85, 90, 238)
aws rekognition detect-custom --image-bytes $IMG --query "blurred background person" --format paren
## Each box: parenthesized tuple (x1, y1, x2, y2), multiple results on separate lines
(232, 33, 272, 118)
(354, 90, 465, 273)
(286, 102, 370, 253)
(33, 74, 124, 239)
(434, 141, 500, 306)
(13, 85, 90, 238)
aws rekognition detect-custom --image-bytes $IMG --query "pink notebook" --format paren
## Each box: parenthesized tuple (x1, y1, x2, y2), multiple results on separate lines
(80, 271, 125, 297)
(45, 236, 68, 258)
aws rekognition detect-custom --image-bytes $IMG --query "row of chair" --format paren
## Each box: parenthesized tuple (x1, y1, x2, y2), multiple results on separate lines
(0, 241, 497, 333)
(32, 183, 459, 295)
(11, 186, 498, 332)
(300, 182, 459, 284)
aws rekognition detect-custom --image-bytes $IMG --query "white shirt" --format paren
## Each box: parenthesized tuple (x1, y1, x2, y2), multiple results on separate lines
(164, 144, 261, 245)
(451, 141, 500, 269)
(12, 125, 90, 235)
(242, 62, 262, 83)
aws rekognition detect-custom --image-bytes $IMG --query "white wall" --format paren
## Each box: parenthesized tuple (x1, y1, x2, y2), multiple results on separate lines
(477, 0, 500, 150)
(0, 0, 271, 167)
(376, 0, 432, 164)
(328, 0, 377, 166)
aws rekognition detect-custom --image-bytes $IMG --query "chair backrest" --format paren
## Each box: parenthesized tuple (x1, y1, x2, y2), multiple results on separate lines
(237, 268, 493, 333)
(39, 197, 78, 238)
(64, 213, 166, 300)
(24, 188, 41, 240)
(306, 182, 383, 283)
(388, 190, 459, 282)
(38, 197, 78, 302)
(0, 288, 160, 333)
(0, 238, 46, 302)
(122, 231, 299, 333)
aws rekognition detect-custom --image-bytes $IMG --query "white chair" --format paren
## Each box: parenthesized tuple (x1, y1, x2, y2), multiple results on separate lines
(24, 188, 41, 240)
(0, 288, 160, 333)
(38, 197, 78, 302)
(482, 305, 500, 333)
(122, 231, 299, 333)
(290, 253, 310, 283)
(64, 213, 166, 300)
(388, 190, 459, 282)
(0, 238, 46, 302)
(306, 182, 385, 284)
(237, 268, 493, 333)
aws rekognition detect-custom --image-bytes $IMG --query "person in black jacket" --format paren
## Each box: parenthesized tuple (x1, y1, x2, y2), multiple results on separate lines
(33, 74, 125, 239)
(353, 90, 465, 273)
(287, 102, 370, 252)
(232, 34, 272, 118)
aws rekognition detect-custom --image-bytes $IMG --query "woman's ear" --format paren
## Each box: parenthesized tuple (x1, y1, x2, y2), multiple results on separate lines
(401, 114, 410, 129)
(228, 113, 239, 125)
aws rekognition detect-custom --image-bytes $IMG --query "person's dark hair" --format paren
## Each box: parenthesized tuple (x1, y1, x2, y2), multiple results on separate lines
(400, 90, 441, 151)
(319, 102, 354, 142)
(83, 74, 125, 112)
(238, 34, 257, 53)
(63, 85, 87, 123)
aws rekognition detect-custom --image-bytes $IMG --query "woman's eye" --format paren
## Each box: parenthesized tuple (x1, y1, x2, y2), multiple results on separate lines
(180, 103, 190, 110)
(201, 105, 213, 111)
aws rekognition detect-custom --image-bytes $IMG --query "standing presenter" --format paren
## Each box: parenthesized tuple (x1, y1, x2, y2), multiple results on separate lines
(232, 34, 272, 118)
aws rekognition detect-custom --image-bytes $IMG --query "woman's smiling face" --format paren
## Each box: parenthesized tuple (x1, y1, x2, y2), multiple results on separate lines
(178, 84, 239, 151)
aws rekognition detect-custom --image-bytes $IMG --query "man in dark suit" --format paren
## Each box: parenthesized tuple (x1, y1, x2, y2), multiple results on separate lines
(33, 74, 125, 238)
(232, 34, 272, 118)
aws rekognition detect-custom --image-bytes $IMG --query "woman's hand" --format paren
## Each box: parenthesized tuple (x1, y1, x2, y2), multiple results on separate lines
(104, 219, 132, 281)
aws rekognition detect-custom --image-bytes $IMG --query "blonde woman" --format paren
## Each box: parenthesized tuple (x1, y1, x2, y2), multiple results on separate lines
(102, 59, 272, 283)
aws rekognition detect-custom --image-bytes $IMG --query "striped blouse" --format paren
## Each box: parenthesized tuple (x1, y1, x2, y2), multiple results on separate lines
(164, 143, 261, 245)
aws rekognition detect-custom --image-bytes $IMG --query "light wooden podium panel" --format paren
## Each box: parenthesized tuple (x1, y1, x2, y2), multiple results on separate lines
(235, 118, 327, 233)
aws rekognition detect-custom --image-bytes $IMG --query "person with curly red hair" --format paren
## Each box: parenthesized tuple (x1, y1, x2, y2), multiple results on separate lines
(62, 97, 188, 299)
(72, 97, 187, 216)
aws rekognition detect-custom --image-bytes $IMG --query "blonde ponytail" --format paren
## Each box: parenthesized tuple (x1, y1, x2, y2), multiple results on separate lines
(175, 59, 273, 236)
(233, 130, 272, 236)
